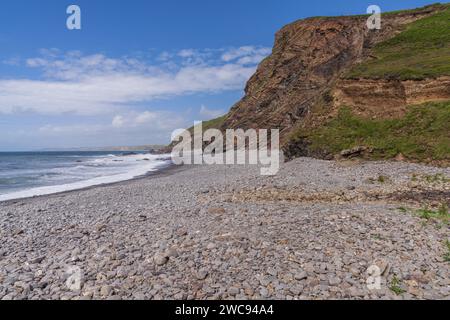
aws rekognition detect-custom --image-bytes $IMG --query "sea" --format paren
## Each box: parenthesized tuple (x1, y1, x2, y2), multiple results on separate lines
(0, 151, 172, 202)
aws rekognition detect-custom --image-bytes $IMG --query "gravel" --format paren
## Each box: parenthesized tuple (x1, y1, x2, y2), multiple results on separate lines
(0, 157, 448, 300)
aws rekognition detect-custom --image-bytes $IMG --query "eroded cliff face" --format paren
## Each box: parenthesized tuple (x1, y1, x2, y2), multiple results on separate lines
(333, 77, 450, 119)
(220, 4, 449, 146)
(224, 17, 367, 139)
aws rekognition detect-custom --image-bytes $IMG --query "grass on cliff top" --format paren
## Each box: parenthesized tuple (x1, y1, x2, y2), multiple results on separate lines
(301, 100, 450, 161)
(309, 3, 448, 19)
(346, 6, 450, 80)
(187, 115, 227, 134)
(201, 115, 227, 131)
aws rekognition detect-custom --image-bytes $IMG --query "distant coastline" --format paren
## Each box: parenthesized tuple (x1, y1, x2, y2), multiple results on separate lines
(35, 144, 167, 152)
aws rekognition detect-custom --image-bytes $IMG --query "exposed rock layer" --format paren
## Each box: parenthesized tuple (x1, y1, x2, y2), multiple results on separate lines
(333, 77, 450, 118)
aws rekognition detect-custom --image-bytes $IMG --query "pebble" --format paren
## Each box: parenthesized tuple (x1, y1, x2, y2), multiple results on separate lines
(196, 269, 209, 280)
(0, 158, 448, 300)
(153, 254, 168, 266)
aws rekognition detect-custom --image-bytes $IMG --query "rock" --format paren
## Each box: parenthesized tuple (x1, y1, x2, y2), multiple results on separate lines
(328, 276, 342, 286)
(340, 146, 367, 158)
(14, 229, 24, 236)
(175, 229, 188, 237)
(164, 248, 179, 258)
(373, 259, 390, 276)
(289, 286, 303, 295)
(348, 287, 365, 297)
(395, 153, 405, 161)
(228, 287, 240, 296)
(153, 254, 169, 266)
(30, 256, 45, 264)
(294, 271, 308, 280)
(71, 247, 81, 257)
(207, 207, 226, 214)
(174, 292, 187, 300)
(259, 288, 269, 298)
(196, 269, 209, 280)
(132, 292, 146, 300)
(244, 287, 254, 296)
(100, 285, 111, 297)
(267, 268, 278, 276)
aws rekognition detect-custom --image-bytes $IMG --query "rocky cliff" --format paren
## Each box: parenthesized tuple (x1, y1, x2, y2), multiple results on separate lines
(215, 3, 450, 162)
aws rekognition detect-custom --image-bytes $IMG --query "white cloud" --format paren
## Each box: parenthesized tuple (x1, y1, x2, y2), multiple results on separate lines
(221, 46, 271, 65)
(135, 111, 157, 124)
(111, 110, 185, 130)
(112, 115, 125, 128)
(199, 105, 225, 119)
(0, 47, 272, 148)
(178, 49, 196, 58)
(38, 123, 104, 135)
(0, 50, 264, 116)
(157, 51, 172, 61)
(26, 109, 189, 148)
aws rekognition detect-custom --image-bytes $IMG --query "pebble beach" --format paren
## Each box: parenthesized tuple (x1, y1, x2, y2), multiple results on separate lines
(0, 158, 449, 300)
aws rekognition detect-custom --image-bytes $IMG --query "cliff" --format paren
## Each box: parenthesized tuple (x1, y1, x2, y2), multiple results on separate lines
(211, 3, 450, 163)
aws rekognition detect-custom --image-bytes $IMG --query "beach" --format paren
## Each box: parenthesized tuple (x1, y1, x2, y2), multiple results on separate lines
(0, 157, 449, 300)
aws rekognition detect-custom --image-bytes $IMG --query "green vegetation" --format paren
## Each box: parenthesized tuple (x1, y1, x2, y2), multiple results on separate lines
(411, 173, 450, 183)
(397, 206, 409, 213)
(416, 203, 449, 223)
(366, 175, 390, 184)
(310, 3, 447, 19)
(423, 173, 450, 183)
(389, 276, 406, 295)
(189, 115, 227, 134)
(299, 101, 450, 161)
(346, 6, 450, 80)
(444, 240, 450, 262)
(201, 115, 227, 131)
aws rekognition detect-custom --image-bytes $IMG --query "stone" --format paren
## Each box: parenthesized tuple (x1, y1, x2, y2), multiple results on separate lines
(165, 248, 179, 258)
(259, 288, 269, 298)
(196, 269, 209, 280)
(228, 287, 240, 296)
(207, 207, 226, 214)
(30, 256, 45, 264)
(340, 146, 367, 158)
(328, 277, 342, 286)
(294, 271, 308, 280)
(154, 254, 169, 266)
(100, 285, 111, 297)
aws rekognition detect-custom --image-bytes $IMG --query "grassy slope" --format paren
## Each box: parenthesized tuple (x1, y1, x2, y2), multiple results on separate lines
(303, 101, 450, 160)
(346, 5, 450, 80)
(187, 115, 227, 135)
(200, 115, 227, 131)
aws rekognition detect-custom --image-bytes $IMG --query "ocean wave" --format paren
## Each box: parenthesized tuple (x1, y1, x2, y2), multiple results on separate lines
(0, 154, 172, 202)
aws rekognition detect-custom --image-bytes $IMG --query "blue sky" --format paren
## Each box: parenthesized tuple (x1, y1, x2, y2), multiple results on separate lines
(0, 0, 442, 150)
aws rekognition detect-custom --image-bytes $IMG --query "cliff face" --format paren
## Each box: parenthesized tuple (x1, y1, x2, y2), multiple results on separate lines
(333, 77, 450, 119)
(224, 17, 367, 139)
(219, 4, 449, 151)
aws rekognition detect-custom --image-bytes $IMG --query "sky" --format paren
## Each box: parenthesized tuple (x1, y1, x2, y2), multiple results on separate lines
(0, 0, 443, 150)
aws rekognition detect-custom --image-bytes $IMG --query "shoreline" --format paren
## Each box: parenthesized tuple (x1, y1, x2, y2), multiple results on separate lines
(0, 161, 184, 205)
(2, 156, 448, 206)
